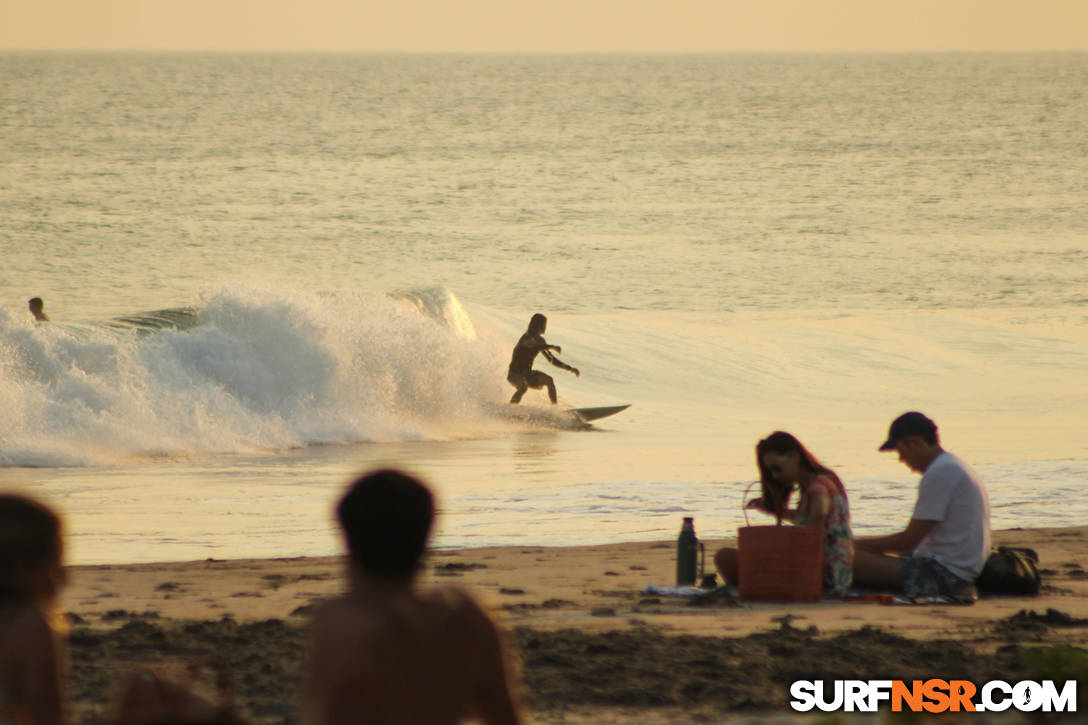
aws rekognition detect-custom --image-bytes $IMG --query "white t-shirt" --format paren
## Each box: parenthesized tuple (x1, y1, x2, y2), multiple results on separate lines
(912, 451, 991, 581)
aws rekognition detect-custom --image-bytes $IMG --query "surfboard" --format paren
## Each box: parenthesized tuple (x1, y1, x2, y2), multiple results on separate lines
(569, 404, 631, 422)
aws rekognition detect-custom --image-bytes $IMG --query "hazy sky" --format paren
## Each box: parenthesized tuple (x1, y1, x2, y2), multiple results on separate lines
(4, 0, 1087, 53)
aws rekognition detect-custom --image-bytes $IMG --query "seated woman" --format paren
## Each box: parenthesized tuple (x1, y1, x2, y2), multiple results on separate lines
(714, 432, 854, 597)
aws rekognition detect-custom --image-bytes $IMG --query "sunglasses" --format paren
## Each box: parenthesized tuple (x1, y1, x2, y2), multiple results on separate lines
(768, 452, 791, 475)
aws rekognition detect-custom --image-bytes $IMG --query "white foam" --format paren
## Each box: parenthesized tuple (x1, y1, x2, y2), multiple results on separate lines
(0, 286, 509, 466)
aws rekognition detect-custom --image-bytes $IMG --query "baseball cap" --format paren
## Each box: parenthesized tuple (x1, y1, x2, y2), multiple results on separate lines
(878, 412, 937, 451)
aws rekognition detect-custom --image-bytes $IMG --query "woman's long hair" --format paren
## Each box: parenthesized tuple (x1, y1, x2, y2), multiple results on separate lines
(756, 432, 840, 523)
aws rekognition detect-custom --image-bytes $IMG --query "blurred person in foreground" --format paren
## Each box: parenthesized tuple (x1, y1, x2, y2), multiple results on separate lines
(0, 494, 67, 725)
(115, 663, 250, 725)
(0, 492, 247, 725)
(303, 469, 520, 725)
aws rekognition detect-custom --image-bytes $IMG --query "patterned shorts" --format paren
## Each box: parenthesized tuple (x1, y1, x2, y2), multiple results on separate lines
(901, 556, 976, 600)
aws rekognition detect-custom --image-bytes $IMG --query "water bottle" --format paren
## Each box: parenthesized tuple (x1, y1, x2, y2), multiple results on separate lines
(676, 517, 698, 586)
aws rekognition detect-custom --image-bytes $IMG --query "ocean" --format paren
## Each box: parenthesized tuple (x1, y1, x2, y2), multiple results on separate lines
(2, 52, 1087, 565)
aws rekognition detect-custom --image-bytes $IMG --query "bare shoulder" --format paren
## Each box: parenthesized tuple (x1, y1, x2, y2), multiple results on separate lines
(308, 595, 376, 636)
(424, 587, 519, 723)
(423, 586, 505, 647)
(311, 589, 493, 636)
(422, 585, 492, 625)
(304, 595, 386, 684)
(519, 332, 545, 349)
(808, 475, 839, 497)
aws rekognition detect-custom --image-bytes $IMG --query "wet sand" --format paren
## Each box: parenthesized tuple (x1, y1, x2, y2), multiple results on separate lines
(61, 526, 1088, 723)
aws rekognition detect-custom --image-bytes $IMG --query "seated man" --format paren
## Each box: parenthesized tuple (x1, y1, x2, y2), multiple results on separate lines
(853, 412, 991, 600)
(303, 469, 520, 725)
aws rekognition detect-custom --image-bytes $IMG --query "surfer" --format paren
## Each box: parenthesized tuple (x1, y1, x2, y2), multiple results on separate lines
(507, 313, 579, 405)
(28, 297, 50, 322)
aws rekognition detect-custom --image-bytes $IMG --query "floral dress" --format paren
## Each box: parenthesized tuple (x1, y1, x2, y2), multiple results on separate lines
(796, 474, 854, 597)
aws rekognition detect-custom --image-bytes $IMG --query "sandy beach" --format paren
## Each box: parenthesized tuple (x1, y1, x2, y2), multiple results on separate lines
(60, 526, 1088, 724)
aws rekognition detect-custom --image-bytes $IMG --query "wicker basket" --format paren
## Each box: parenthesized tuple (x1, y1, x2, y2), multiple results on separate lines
(737, 524, 824, 602)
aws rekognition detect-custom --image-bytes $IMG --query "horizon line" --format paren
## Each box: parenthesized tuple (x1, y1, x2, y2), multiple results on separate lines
(3, 47, 1087, 55)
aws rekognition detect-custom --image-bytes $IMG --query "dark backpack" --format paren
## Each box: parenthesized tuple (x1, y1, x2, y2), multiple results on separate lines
(976, 546, 1041, 596)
